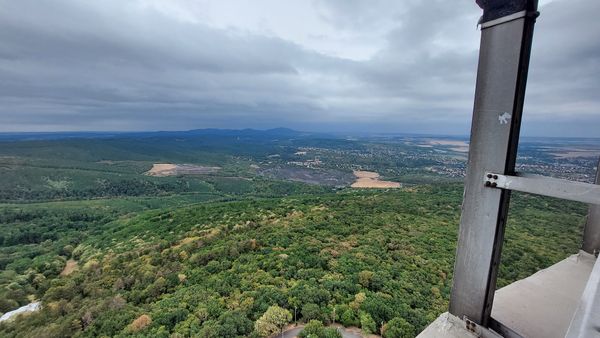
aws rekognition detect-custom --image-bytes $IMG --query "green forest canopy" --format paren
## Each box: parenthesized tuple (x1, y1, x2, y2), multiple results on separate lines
(0, 184, 586, 337)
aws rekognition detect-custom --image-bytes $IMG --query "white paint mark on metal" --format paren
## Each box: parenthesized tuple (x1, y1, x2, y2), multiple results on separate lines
(498, 112, 512, 124)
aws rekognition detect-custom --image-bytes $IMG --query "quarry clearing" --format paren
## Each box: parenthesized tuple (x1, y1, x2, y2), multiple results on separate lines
(60, 259, 78, 276)
(145, 163, 221, 177)
(351, 170, 401, 188)
(423, 139, 470, 153)
(550, 149, 600, 159)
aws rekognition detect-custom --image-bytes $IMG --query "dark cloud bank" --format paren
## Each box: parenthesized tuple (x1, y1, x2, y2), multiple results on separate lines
(0, 0, 598, 137)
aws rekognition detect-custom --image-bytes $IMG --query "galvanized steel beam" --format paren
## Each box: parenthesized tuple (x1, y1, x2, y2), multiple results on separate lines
(483, 172, 600, 205)
(449, 0, 538, 325)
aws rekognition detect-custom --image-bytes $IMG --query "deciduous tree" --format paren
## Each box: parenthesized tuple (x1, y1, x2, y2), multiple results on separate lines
(255, 305, 292, 337)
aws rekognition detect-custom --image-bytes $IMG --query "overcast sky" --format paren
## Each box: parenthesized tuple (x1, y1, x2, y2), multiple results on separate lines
(0, 0, 598, 136)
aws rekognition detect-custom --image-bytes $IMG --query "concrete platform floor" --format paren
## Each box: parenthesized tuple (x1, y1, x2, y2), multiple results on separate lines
(418, 252, 596, 338)
(417, 312, 500, 338)
(491, 251, 595, 338)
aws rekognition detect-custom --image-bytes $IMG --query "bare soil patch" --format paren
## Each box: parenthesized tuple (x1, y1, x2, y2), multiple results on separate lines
(427, 139, 468, 147)
(146, 163, 177, 176)
(145, 163, 221, 177)
(60, 259, 78, 276)
(550, 149, 600, 159)
(422, 139, 469, 153)
(351, 171, 401, 188)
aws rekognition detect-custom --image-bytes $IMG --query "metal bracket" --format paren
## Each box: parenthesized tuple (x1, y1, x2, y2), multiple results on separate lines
(462, 316, 508, 338)
(484, 172, 600, 205)
(465, 317, 477, 334)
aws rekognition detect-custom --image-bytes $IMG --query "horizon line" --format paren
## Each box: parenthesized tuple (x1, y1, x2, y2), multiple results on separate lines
(0, 127, 599, 140)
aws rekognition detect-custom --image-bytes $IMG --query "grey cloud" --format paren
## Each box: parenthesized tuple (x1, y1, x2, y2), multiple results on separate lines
(525, 0, 600, 118)
(0, 0, 598, 136)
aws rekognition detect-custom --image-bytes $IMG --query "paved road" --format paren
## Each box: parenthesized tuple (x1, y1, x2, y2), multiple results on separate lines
(278, 325, 363, 338)
(279, 326, 303, 338)
(0, 302, 40, 322)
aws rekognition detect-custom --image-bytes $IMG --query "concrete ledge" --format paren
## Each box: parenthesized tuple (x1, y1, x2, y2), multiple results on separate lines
(417, 312, 502, 338)
(492, 251, 596, 338)
(565, 249, 600, 338)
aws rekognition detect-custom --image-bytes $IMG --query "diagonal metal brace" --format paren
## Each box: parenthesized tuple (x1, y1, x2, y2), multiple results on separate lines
(484, 172, 600, 205)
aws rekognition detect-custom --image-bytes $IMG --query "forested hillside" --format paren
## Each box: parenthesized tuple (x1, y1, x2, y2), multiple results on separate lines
(0, 131, 596, 337)
(0, 185, 586, 337)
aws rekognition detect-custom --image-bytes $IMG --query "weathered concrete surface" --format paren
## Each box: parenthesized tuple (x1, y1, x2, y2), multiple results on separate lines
(420, 253, 596, 338)
(417, 312, 501, 338)
(566, 250, 600, 338)
(279, 324, 364, 338)
(492, 251, 596, 338)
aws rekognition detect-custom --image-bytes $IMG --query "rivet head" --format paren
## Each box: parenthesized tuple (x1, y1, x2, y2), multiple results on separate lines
(487, 174, 493, 178)
(485, 181, 491, 187)
(491, 182, 497, 188)
(493, 175, 498, 179)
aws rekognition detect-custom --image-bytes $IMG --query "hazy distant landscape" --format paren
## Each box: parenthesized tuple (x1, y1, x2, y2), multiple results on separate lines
(0, 128, 597, 203)
(0, 128, 597, 337)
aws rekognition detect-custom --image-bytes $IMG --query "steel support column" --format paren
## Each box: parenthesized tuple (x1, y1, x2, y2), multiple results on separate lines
(582, 158, 600, 255)
(449, 1, 538, 325)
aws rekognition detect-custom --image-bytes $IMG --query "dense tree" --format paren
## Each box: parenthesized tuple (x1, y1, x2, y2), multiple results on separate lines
(301, 303, 323, 322)
(254, 305, 292, 337)
(383, 317, 415, 338)
(128, 314, 152, 332)
(360, 312, 376, 334)
(197, 320, 223, 338)
(358, 270, 374, 288)
(218, 310, 253, 337)
(340, 308, 358, 327)
(299, 320, 325, 337)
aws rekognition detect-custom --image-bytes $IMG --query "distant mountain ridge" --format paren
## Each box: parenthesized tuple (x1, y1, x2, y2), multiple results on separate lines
(0, 127, 322, 142)
(1, 128, 598, 143)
